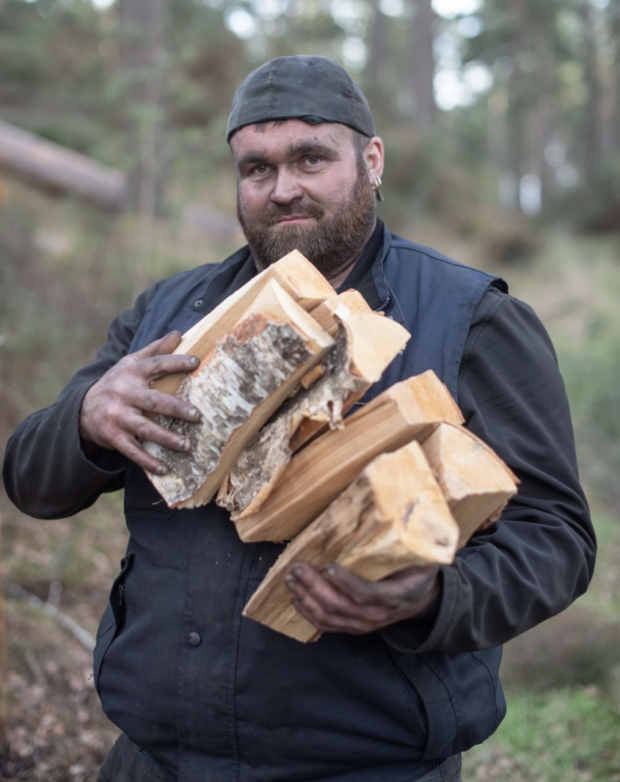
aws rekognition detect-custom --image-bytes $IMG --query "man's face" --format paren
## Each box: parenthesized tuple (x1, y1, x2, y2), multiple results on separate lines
(231, 119, 379, 279)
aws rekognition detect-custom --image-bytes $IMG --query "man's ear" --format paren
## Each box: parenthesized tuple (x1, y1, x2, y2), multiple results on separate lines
(365, 137, 384, 181)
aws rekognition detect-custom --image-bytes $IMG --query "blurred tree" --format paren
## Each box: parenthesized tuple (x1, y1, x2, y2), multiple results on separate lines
(410, 0, 437, 130)
(580, 0, 602, 190)
(368, 0, 389, 105)
(118, 0, 168, 215)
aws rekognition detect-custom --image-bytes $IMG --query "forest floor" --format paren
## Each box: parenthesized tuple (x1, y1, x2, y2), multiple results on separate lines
(1, 184, 619, 781)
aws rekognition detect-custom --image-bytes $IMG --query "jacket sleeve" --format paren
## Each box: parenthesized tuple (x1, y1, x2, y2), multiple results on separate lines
(382, 287, 596, 654)
(2, 283, 161, 520)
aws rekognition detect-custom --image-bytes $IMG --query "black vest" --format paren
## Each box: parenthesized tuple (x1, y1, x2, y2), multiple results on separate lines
(94, 225, 507, 782)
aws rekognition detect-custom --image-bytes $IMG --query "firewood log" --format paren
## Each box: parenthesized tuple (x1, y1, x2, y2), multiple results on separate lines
(232, 371, 464, 543)
(243, 441, 460, 643)
(216, 297, 410, 520)
(308, 289, 373, 335)
(151, 250, 336, 401)
(143, 280, 334, 508)
(420, 422, 519, 548)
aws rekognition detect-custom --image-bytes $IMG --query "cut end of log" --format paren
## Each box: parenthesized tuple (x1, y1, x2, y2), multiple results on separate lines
(421, 422, 519, 548)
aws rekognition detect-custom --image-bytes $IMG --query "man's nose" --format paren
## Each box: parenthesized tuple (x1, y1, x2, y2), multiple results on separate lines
(270, 169, 304, 204)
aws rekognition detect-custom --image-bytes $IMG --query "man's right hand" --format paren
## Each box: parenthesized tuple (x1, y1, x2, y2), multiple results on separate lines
(79, 331, 202, 475)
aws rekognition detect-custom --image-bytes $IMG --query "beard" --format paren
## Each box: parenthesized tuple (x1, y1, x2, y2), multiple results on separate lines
(237, 164, 377, 279)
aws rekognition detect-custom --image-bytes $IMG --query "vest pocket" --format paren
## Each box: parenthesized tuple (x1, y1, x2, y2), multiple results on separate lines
(384, 645, 428, 738)
(93, 555, 134, 696)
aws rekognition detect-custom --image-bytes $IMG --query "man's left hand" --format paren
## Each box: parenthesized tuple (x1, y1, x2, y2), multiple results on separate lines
(285, 562, 441, 635)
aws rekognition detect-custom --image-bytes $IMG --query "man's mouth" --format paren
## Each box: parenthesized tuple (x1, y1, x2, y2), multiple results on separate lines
(276, 215, 313, 225)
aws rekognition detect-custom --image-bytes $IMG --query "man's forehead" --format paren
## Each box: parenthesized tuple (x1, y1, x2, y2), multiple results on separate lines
(230, 119, 353, 158)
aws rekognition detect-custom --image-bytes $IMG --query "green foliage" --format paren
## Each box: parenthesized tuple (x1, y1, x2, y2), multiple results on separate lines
(464, 686, 620, 781)
(554, 259, 620, 508)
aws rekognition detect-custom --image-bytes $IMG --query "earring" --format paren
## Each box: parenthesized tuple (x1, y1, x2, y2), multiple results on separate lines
(372, 176, 384, 201)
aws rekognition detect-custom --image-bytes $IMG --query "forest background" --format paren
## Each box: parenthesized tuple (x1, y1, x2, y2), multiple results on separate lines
(0, 0, 619, 779)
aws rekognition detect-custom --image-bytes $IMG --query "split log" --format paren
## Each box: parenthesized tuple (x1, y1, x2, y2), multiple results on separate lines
(308, 289, 373, 335)
(216, 298, 410, 520)
(243, 441, 459, 643)
(144, 280, 334, 508)
(420, 422, 519, 548)
(151, 249, 336, 401)
(233, 370, 464, 543)
(0, 120, 126, 210)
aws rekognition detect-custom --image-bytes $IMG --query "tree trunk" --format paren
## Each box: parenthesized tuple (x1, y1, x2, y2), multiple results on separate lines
(118, 0, 168, 214)
(533, 27, 555, 207)
(368, 0, 389, 101)
(0, 120, 125, 209)
(611, 0, 620, 154)
(581, 0, 602, 186)
(410, 0, 437, 130)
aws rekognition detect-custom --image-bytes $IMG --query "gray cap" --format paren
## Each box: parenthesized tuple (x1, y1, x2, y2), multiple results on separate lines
(226, 55, 376, 142)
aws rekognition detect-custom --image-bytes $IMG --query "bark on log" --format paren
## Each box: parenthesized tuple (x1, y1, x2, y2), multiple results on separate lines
(420, 422, 519, 548)
(144, 281, 333, 507)
(243, 441, 459, 642)
(0, 120, 126, 210)
(150, 249, 336, 402)
(232, 370, 464, 543)
(217, 298, 410, 520)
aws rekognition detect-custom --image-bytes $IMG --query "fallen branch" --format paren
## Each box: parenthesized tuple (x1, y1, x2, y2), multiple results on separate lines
(3, 580, 95, 653)
(0, 120, 126, 211)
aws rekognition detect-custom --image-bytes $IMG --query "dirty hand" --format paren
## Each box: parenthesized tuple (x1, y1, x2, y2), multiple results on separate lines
(285, 562, 441, 635)
(79, 331, 201, 474)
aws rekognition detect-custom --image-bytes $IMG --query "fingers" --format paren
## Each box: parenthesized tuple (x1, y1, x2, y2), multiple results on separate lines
(130, 388, 201, 423)
(285, 564, 388, 634)
(112, 433, 172, 476)
(130, 331, 183, 361)
(79, 331, 205, 473)
(284, 562, 442, 636)
(125, 332, 199, 381)
(141, 353, 200, 382)
(125, 413, 192, 453)
(326, 563, 439, 608)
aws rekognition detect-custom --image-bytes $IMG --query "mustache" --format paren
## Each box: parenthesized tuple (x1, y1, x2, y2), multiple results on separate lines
(262, 202, 325, 225)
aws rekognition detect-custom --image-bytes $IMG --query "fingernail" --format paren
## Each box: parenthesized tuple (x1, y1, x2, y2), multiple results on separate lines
(156, 465, 167, 475)
(291, 597, 300, 607)
(179, 438, 191, 452)
(190, 356, 199, 367)
(284, 575, 296, 589)
(189, 407, 201, 421)
(292, 566, 303, 578)
(324, 565, 336, 578)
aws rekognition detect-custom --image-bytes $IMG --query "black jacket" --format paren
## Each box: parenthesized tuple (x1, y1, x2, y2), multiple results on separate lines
(3, 222, 595, 782)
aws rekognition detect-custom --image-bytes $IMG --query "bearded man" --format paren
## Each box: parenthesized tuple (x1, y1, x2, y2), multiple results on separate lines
(3, 56, 594, 782)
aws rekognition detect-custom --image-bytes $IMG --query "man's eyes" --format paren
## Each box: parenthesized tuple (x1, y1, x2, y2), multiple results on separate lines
(245, 156, 324, 177)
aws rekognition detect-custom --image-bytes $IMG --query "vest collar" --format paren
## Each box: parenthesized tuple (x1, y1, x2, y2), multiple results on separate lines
(192, 220, 393, 316)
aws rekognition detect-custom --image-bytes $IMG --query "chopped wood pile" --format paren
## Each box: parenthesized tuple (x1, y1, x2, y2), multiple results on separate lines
(143, 250, 519, 641)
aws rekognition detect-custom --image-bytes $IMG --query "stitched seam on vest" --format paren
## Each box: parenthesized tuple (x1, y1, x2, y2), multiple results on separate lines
(458, 291, 508, 376)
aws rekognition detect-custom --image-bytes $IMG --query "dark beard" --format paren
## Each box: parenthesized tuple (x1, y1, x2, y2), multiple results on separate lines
(237, 166, 376, 279)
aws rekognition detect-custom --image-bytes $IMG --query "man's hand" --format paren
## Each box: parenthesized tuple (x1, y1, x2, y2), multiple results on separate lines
(79, 331, 202, 474)
(285, 562, 441, 635)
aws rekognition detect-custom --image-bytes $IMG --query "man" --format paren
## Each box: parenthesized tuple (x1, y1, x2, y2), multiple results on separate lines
(3, 56, 594, 782)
